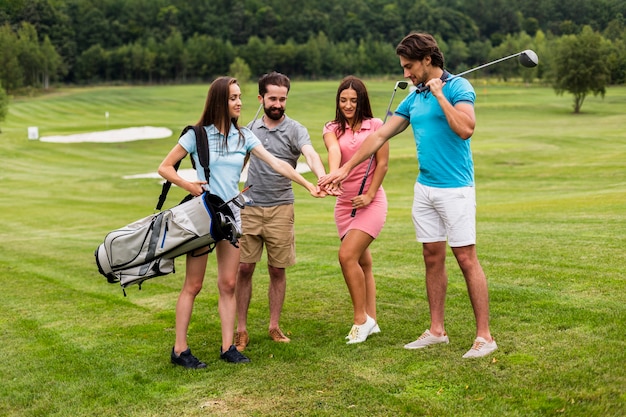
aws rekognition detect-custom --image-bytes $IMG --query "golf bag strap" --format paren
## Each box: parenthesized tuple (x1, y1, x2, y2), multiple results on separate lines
(155, 125, 211, 211)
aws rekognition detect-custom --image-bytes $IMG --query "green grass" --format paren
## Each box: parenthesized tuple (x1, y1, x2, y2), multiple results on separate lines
(0, 81, 625, 416)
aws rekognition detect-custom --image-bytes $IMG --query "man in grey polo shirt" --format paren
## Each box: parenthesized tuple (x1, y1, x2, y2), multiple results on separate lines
(235, 72, 327, 351)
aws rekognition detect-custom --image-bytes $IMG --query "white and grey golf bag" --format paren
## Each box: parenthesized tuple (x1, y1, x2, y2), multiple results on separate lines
(95, 192, 240, 293)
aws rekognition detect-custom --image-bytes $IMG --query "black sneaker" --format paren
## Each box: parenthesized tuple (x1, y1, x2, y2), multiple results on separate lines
(171, 347, 207, 369)
(220, 345, 250, 363)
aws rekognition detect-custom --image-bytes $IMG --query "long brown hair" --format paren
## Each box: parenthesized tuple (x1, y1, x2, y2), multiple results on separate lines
(328, 76, 373, 139)
(197, 76, 244, 153)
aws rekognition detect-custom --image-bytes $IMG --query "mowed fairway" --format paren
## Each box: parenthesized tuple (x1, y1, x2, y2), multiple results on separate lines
(0, 81, 624, 417)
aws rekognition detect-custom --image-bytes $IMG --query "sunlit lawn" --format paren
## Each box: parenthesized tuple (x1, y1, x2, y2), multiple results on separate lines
(0, 81, 624, 416)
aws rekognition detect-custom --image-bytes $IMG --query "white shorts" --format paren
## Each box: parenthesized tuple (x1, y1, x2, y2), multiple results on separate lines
(411, 182, 476, 247)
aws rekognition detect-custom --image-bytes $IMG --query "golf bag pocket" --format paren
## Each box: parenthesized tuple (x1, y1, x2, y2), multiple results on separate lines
(95, 192, 241, 291)
(114, 257, 175, 289)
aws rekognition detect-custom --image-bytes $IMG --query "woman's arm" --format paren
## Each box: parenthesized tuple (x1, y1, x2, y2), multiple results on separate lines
(322, 131, 342, 172)
(250, 144, 324, 197)
(352, 141, 389, 209)
(157, 144, 206, 197)
(318, 115, 409, 188)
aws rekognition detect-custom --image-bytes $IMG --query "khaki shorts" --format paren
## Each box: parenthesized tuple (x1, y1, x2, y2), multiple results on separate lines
(239, 204, 296, 268)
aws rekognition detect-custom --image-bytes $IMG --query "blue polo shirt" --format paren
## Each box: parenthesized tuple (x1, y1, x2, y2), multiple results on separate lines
(179, 124, 260, 201)
(395, 76, 476, 188)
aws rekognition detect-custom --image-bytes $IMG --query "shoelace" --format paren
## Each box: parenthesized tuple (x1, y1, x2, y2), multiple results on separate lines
(270, 329, 287, 340)
(232, 350, 247, 360)
(471, 340, 486, 351)
(182, 352, 202, 366)
(347, 325, 359, 340)
(418, 331, 432, 340)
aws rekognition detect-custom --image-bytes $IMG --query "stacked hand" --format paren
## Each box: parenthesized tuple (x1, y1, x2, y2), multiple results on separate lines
(318, 167, 349, 195)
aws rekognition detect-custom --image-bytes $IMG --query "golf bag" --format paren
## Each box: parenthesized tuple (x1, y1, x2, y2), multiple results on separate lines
(95, 192, 240, 289)
(95, 125, 241, 293)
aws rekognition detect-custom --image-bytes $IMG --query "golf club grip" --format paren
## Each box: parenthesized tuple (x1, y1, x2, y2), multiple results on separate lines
(416, 75, 456, 93)
(351, 156, 374, 217)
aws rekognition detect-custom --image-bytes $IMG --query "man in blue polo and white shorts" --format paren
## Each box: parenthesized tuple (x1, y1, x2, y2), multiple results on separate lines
(319, 32, 497, 358)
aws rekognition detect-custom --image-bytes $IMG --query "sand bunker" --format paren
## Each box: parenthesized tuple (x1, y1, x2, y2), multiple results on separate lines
(40, 126, 172, 143)
(124, 162, 311, 183)
(39, 126, 310, 183)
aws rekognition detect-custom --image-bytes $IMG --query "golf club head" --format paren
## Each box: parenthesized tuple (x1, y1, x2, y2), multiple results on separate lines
(397, 81, 409, 90)
(519, 50, 539, 68)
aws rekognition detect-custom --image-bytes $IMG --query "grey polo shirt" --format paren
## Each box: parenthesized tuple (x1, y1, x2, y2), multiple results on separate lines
(245, 115, 312, 206)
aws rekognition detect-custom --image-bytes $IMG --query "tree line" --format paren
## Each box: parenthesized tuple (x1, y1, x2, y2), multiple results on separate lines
(0, 0, 625, 112)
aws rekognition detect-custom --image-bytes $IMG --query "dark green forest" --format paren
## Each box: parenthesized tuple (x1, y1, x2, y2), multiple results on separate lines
(1, 0, 626, 91)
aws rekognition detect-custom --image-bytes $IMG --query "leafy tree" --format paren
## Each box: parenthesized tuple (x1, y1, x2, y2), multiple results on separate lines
(531, 30, 548, 81)
(3, 0, 626, 85)
(461, 0, 521, 43)
(603, 14, 625, 41)
(16, 22, 43, 88)
(303, 33, 323, 78)
(186, 35, 233, 80)
(488, 31, 537, 82)
(229, 57, 251, 85)
(523, 17, 540, 37)
(552, 26, 611, 113)
(0, 24, 23, 92)
(75, 44, 109, 83)
(238, 36, 271, 76)
(605, 35, 626, 84)
(0, 82, 8, 128)
(158, 30, 187, 81)
(40, 35, 64, 88)
(444, 38, 470, 71)
(72, 6, 110, 54)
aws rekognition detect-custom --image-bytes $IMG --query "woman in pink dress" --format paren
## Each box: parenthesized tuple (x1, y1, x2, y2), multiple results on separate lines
(323, 76, 389, 344)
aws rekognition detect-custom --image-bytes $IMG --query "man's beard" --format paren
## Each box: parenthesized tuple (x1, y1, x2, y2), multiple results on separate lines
(264, 106, 285, 121)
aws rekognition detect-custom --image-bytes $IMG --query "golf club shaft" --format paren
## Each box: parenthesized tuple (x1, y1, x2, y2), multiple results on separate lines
(350, 83, 401, 217)
(251, 103, 263, 127)
(239, 103, 264, 188)
(417, 51, 525, 93)
(219, 185, 253, 208)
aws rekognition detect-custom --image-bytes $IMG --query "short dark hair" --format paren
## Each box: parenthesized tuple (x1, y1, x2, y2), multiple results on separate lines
(396, 32, 445, 68)
(258, 71, 291, 96)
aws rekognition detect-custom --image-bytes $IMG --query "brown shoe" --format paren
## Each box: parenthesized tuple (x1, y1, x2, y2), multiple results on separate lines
(234, 330, 249, 352)
(269, 328, 291, 343)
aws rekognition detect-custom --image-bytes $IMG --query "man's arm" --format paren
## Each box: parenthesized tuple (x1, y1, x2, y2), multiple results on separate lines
(301, 144, 327, 179)
(318, 115, 409, 187)
(427, 78, 475, 139)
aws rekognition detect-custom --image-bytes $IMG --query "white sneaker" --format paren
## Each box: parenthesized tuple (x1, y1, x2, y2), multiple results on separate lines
(403, 330, 449, 350)
(462, 337, 498, 358)
(346, 315, 377, 344)
(345, 322, 380, 339)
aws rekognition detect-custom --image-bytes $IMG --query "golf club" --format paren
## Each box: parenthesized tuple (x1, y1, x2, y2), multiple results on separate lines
(351, 80, 409, 217)
(233, 102, 264, 202)
(219, 185, 253, 208)
(250, 102, 263, 128)
(416, 49, 539, 93)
